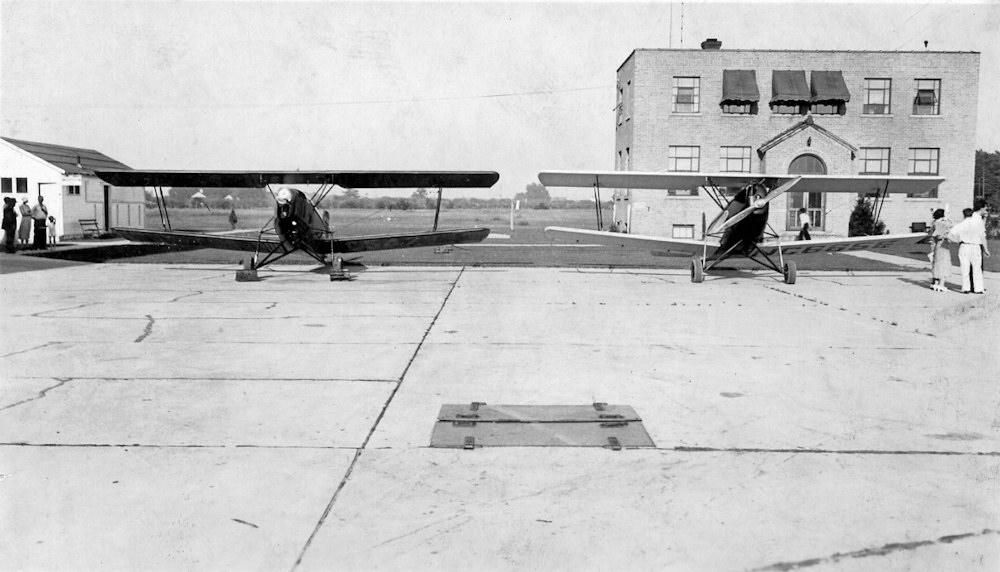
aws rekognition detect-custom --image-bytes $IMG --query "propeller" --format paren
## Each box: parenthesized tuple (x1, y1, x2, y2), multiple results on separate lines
(712, 176, 802, 233)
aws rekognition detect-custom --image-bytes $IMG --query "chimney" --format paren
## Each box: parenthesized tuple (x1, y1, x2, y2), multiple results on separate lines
(701, 38, 722, 50)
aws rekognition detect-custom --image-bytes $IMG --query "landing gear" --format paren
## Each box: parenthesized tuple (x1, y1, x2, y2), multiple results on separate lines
(236, 255, 261, 282)
(783, 261, 797, 285)
(691, 258, 704, 283)
(329, 256, 353, 281)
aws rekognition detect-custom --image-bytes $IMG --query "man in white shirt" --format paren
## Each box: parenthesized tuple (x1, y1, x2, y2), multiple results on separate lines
(948, 200, 991, 293)
(796, 208, 812, 240)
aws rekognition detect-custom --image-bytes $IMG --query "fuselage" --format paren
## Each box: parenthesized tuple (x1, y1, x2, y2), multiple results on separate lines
(707, 185, 770, 256)
(274, 187, 329, 246)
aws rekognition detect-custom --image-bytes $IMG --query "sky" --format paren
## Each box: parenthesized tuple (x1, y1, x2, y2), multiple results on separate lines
(2, 0, 999, 199)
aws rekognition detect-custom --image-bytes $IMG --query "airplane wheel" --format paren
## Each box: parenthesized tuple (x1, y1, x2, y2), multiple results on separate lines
(783, 261, 797, 284)
(691, 258, 704, 283)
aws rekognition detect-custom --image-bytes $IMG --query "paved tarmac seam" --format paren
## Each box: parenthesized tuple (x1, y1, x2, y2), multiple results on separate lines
(290, 266, 468, 571)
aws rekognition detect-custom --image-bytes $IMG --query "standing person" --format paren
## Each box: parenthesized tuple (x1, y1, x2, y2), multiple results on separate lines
(17, 198, 31, 245)
(322, 210, 331, 231)
(796, 208, 812, 240)
(31, 196, 49, 249)
(47, 215, 58, 245)
(228, 208, 238, 230)
(928, 208, 952, 291)
(949, 204, 989, 294)
(2, 197, 17, 253)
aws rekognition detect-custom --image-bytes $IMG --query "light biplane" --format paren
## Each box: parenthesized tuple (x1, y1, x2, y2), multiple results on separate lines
(539, 171, 943, 284)
(96, 170, 499, 280)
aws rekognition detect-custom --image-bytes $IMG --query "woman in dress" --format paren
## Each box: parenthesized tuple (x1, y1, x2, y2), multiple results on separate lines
(929, 208, 952, 291)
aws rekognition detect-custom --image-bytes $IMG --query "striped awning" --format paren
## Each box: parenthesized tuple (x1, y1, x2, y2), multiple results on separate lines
(810, 71, 851, 102)
(770, 70, 809, 103)
(722, 70, 760, 102)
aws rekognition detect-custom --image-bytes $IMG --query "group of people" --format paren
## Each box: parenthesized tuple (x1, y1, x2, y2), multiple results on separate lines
(928, 199, 991, 294)
(2, 196, 57, 253)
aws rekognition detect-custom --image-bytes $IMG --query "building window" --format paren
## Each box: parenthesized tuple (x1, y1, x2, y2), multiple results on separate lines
(672, 77, 700, 113)
(770, 103, 802, 115)
(667, 189, 699, 197)
(719, 146, 752, 173)
(863, 78, 891, 114)
(722, 103, 756, 114)
(859, 148, 891, 174)
(810, 102, 843, 115)
(16, 178, 27, 193)
(672, 224, 695, 239)
(907, 148, 939, 197)
(908, 148, 939, 175)
(1, 178, 11, 193)
(668, 146, 700, 172)
(913, 79, 940, 115)
(65, 185, 81, 196)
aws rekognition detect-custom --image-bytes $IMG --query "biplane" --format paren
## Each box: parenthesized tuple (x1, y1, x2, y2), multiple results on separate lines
(539, 171, 943, 284)
(95, 170, 499, 280)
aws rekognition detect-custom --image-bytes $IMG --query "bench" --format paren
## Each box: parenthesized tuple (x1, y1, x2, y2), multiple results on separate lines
(78, 218, 101, 238)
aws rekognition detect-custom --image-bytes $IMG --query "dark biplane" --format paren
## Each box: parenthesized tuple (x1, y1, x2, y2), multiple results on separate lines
(96, 170, 499, 279)
(539, 171, 943, 284)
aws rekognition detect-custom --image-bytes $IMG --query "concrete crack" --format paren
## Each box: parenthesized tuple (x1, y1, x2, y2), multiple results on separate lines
(169, 291, 203, 303)
(0, 377, 73, 412)
(134, 315, 155, 343)
(751, 529, 1000, 570)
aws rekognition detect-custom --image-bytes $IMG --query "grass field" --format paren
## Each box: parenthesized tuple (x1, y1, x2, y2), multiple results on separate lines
(130, 206, 999, 273)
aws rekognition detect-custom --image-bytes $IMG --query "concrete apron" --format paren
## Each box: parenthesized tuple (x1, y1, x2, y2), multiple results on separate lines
(1, 263, 997, 571)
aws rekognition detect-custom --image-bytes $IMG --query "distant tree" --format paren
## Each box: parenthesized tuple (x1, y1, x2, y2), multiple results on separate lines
(341, 188, 361, 200)
(974, 150, 1000, 236)
(410, 188, 429, 209)
(848, 197, 886, 236)
(515, 182, 551, 208)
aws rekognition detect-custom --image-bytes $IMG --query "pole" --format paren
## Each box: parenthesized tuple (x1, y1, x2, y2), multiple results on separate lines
(510, 199, 514, 231)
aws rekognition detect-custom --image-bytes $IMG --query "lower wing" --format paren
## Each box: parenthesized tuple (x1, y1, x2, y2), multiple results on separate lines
(756, 233, 929, 257)
(545, 226, 719, 258)
(113, 227, 490, 255)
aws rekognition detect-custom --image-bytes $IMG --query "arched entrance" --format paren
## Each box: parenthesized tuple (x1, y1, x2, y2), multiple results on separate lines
(786, 154, 826, 231)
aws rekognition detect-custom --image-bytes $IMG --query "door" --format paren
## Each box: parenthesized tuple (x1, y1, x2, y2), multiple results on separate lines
(786, 154, 826, 231)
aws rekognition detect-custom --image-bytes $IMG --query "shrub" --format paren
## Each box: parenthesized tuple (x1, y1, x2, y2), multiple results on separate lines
(848, 197, 886, 236)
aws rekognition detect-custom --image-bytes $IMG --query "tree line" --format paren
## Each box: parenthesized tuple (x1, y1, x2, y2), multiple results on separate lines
(146, 181, 599, 210)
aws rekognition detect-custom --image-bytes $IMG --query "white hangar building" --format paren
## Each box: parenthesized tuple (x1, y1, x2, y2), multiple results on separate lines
(0, 137, 144, 239)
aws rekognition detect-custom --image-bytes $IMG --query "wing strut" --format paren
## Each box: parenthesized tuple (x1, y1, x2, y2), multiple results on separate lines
(432, 187, 443, 231)
(152, 186, 172, 230)
(593, 181, 604, 231)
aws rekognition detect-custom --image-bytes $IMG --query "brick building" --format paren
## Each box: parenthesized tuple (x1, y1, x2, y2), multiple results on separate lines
(613, 41, 980, 239)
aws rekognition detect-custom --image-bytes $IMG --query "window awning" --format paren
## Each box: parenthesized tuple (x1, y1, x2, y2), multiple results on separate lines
(810, 71, 851, 102)
(722, 70, 760, 102)
(915, 89, 937, 104)
(771, 70, 809, 103)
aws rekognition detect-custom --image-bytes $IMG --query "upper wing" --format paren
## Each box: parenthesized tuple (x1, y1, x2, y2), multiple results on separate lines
(96, 170, 500, 189)
(539, 170, 943, 195)
(545, 226, 719, 258)
(113, 227, 491, 255)
(756, 233, 929, 257)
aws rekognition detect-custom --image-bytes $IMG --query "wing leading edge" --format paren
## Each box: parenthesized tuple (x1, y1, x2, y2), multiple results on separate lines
(539, 170, 943, 195)
(113, 227, 490, 255)
(97, 170, 500, 189)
